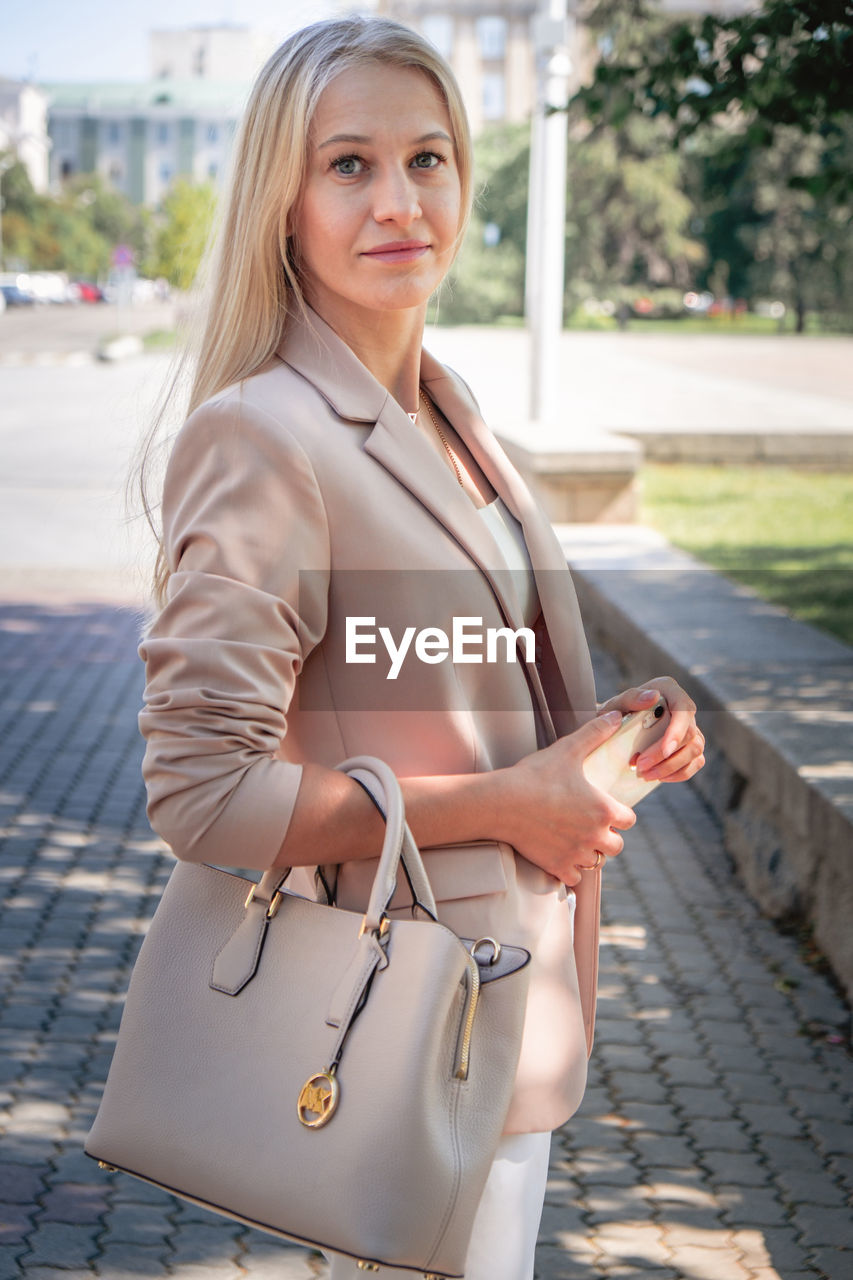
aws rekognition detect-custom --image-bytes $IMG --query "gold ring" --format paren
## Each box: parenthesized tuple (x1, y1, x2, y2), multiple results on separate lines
(590, 851, 606, 871)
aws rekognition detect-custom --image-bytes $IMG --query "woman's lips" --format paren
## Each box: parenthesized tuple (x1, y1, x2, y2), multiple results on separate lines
(362, 241, 430, 264)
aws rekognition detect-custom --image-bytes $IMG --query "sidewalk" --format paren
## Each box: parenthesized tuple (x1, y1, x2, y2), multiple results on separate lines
(1, 600, 850, 1280)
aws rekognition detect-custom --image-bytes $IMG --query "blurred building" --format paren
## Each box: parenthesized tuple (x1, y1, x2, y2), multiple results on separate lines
(44, 25, 279, 206)
(376, 0, 753, 134)
(45, 79, 248, 206)
(149, 25, 278, 82)
(0, 79, 50, 192)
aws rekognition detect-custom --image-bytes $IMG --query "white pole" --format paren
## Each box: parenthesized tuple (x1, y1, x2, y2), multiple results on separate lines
(528, 0, 571, 426)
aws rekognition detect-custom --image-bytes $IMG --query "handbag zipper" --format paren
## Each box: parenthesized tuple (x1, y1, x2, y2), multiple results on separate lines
(454, 953, 481, 1080)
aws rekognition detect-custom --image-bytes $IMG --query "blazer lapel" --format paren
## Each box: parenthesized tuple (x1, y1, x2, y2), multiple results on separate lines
(280, 312, 539, 642)
(421, 354, 598, 734)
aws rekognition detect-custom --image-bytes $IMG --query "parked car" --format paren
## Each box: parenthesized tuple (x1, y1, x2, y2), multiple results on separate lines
(70, 281, 105, 303)
(0, 283, 35, 306)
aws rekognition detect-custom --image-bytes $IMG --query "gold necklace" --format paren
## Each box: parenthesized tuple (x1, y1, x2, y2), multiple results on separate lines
(418, 387, 464, 488)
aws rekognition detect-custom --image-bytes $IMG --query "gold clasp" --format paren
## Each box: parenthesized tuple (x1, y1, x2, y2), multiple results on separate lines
(243, 885, 283, 919)
(356, 1261, 380, 1271)
(358, 913, 390, 940)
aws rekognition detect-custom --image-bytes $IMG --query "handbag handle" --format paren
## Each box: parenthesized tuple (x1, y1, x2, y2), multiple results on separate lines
(339, 757, 438, 930)
(251, 757, 438, 928)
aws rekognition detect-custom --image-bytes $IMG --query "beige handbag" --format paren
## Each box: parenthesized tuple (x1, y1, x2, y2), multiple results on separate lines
(85, 757, 531, 1278)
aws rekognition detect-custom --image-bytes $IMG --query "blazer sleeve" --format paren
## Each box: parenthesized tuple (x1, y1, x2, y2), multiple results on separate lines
(138, 387, 330, 869)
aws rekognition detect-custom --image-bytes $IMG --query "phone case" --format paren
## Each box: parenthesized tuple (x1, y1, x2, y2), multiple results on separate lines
(582, 698, 671, 808)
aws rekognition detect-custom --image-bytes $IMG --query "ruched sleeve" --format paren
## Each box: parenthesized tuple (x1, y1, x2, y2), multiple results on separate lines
(138, 388, 330, 868)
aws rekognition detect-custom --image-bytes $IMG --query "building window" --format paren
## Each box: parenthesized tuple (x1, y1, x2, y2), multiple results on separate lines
(194, 46, 206, 77)
(421, 14, 453, 60)
(109, 162, 124, 183)
(208, 162, 218, 180)
(157, 122, 171, 146)
(477, 16, 507, 61)
(160, 162, 173, 185)
(107, 121, 122, 146)
(482, 71, 506, 120)
(207, 123, 219, 144)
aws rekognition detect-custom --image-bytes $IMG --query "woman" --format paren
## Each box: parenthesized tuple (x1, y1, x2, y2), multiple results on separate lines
(138, 15, 704, 1279)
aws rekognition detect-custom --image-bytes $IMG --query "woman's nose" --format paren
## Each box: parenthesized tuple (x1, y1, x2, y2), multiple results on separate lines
(372, 167, 421, 225)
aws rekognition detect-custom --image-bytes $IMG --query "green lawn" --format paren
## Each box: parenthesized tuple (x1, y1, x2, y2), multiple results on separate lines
(639, 465, 853, 647)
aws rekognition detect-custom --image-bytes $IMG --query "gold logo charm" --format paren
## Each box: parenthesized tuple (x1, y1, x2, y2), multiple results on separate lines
(297, 1069, 339, 1129)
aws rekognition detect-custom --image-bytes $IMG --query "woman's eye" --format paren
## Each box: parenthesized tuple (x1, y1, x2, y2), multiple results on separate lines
(332, 155, 364, 176)
(412, 151, 443, 170)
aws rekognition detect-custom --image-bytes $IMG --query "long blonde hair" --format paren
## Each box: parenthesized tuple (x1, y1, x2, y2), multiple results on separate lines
(138, 14, 474, 603)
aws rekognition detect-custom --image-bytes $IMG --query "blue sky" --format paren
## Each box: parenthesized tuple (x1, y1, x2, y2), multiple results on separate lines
(2, 0, 341, 82)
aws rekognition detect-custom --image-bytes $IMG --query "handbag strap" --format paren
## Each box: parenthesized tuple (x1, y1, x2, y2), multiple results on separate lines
(251, 757, 438, 928)
(337, 757, 438, 930)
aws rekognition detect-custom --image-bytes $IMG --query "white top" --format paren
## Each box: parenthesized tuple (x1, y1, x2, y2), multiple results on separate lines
(476, 497, 538, 627)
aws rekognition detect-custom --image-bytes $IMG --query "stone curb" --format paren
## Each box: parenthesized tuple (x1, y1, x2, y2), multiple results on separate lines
(560, 524, 853, 1019)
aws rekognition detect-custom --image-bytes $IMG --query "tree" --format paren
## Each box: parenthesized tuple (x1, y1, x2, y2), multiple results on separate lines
(149, 179, 217, 291)
(563, 113, 705, 323)
(0, 155, 151, 278)
(571, 0, 853, 203)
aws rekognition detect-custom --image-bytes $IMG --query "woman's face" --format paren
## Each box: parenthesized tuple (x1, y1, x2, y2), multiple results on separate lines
(292, 61, 463, 328)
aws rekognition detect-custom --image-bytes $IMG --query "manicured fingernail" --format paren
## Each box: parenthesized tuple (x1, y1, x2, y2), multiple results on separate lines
(603, 710, 622, 725)
(639, 689, 657, 701)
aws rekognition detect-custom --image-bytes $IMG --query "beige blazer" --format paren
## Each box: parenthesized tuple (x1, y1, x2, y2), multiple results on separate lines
(139, 309, 601, 1134)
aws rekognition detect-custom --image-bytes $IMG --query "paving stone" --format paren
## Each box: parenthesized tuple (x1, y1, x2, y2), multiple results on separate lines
(592, 1220, 670, 1266)
(659, 1057, 719, 1088)
(13, 1271, 97, 1280)
(168, 1221, 242, 1265)
(737, 1101, 808, 1138)
(607, 1070, 670, 1105)
(670, 1085, 732, 1119)
(538, 1202, 591, 1245)
(805, 1245, 853, 1280)
(732, 1225, 809, 1272)
(773, 1167, 851, 1207)
(618, 1103, 683, 1135)
(700, 1150, 770, 1187)
(631, 1134, 700, 1170)
(534, 1245, 594, 1279)
(39, 1183, 109, 1224)
(808, 1120, 853, 1158)
(165, 1264, 243, 1280)
(687, 1119, 754, 1152)
(93, 1241, 168, 1275)
(716, 1184, 789, 1228)
(102, 1205, 173, 1245)
(239, 1251, 321, 1280)
(790, 1205, 853, 1247)
(0, 1163, 47, 1205)
(0, 1204, 34, 1247)
(662, 1243, 751, 1278)
(19, 1222, 98, 1268)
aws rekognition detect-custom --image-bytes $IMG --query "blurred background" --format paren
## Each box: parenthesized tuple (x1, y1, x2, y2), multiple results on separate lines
(1, 0, 850, 639)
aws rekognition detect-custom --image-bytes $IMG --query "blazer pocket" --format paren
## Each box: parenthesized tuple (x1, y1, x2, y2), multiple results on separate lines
(334, 840, 510, 915)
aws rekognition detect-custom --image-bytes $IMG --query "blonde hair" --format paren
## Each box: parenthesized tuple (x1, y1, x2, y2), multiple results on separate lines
(138, 14, 474, 602)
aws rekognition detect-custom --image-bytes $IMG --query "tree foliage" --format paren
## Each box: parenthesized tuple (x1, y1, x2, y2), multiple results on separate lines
(148, 179, 217, 291)
(0, 156, 149, 278)
(572, 0, 853, 201)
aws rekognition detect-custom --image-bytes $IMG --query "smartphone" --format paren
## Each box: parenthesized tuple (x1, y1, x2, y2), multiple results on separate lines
(582, 696, 671, 808)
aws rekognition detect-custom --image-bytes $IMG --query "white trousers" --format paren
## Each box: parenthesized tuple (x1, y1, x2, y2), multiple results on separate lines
(325, 1131, 552, 1280)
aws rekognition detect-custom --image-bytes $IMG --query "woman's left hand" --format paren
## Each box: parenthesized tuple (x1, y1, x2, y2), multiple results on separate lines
(597, 677, 705, 784)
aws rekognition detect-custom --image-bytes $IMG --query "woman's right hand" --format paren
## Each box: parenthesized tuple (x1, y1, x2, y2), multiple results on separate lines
(498, 711, 636, 886)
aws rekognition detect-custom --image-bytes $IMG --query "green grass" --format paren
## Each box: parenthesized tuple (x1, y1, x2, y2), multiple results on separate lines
(142, 328, 179, 351)
(640, 464, 853, 646)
